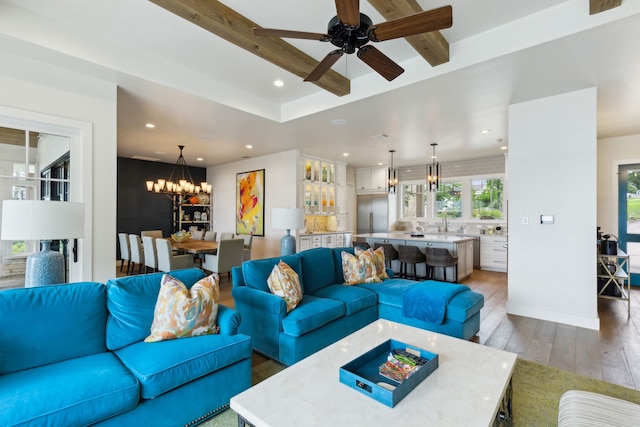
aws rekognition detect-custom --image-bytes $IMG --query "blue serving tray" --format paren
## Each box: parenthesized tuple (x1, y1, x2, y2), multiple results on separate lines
(339, 339, 438, 408)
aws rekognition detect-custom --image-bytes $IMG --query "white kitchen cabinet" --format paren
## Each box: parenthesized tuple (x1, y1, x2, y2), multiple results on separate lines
(480, 236, 508, 272)
(322, 234, 335, 248)
(355, 167, 387, 194)
(300, 154, 347, 216)
(299, 236, 312, 252)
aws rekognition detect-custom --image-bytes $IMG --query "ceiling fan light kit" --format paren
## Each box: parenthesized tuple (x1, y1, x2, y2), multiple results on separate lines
(253, 1, 452, 84)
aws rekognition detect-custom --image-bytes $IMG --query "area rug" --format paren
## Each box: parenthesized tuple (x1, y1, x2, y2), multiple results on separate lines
(201, 358, 640, 426)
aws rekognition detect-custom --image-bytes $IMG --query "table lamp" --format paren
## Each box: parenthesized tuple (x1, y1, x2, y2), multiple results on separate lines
(272, 207, 304, 256)
(1, 200, 84, 287)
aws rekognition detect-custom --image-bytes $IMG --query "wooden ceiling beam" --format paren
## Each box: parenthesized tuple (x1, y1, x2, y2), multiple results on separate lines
(590, 0, 622, 15)
(149, 0, 350, 97)
(0, 127, 39, 148)
(367, 0, 449, 66)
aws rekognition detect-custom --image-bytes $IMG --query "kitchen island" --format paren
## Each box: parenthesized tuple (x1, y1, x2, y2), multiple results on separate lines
(353, 233, 474, 282)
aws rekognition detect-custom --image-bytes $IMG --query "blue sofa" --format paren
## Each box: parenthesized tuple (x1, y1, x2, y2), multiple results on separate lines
(0, 268, 252, 427)
(232, 247, 484, 366)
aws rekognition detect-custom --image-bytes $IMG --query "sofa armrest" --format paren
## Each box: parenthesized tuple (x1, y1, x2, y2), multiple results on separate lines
(217, 305, 242, 335)
(232, 286, 287, 316)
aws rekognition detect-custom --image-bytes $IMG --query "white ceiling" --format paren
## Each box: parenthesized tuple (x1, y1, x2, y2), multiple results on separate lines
(1, 0, 640, 168)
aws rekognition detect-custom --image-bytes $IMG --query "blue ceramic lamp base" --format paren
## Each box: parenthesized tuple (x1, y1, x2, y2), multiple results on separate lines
(280, 230, 296, 256)
(25, 240, 65, 287)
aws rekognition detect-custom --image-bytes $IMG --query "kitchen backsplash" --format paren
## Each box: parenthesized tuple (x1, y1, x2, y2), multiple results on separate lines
(395, 220, 507, 236)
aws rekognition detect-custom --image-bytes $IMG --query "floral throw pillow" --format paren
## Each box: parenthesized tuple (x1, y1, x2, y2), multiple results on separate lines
(145, 273, 220, 343)
(356, 247, 389, 280)
(267, 261, 303, 313)
(341, 250, 381, 285)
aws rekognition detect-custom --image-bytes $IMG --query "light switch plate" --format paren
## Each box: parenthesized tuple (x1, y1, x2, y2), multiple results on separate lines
(540, 215, 554, 224)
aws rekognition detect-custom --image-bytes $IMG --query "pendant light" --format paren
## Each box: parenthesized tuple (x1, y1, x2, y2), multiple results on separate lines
(145, 145, 212, 196)
(387, 149, 397, 194)
(427, 143, 440, 192)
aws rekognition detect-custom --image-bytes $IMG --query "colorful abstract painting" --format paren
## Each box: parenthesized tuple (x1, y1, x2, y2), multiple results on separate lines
(236, 169, 265, 236)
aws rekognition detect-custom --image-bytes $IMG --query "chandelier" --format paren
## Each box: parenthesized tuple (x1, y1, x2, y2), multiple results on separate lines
(427, 143, 440, 192)
(145, 145, 212, 196)
(387, 149, 397, 194)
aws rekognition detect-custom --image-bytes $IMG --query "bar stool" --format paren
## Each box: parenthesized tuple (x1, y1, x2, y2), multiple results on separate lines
(374, 242, 399, 271)
(397, 245, 426, 280)
(425, 247, 458, 282)
(352, 241, 371, 250)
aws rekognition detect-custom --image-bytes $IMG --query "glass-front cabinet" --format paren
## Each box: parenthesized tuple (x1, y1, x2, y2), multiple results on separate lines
(301, 155, 344, 216)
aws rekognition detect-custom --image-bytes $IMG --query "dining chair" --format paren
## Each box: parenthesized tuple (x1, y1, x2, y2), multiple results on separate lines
(155, 238, 195, 272)
(238, 234, 253, 262)
(141, 230, 163, 238)
(141, 235, 158, 273)
(203, 231, 217, 242)
(128, 234, 145, 275)
(218, 232, 234, 242)
(202, 239, 244, 282)
(117, 233, 131, 274)
(191, 230, 204, 240)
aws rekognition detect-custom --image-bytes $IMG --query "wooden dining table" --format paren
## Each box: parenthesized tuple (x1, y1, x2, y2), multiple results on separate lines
(170, 240, 218, 255)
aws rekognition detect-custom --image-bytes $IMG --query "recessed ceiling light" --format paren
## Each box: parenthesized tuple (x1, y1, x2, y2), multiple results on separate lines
(500, 146, 508, 150)
(246, 145, 253, 149)
(196, 157, 204, 161)
(145, 123, 155, 128)
(331, 119, 347, 126)
(480, 129, 491, 134)
(273, 80, 284, 87)
(369, 133, 389, 139)
(377, 162, 383, 166)
(343, 153, 349, 157)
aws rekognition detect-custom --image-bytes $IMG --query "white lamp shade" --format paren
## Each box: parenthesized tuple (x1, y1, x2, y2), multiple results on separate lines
(272, 208, 304, 230)
(1, 200, 85, 241)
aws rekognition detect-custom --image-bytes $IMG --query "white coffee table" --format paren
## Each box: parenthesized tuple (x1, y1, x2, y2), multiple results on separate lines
(231, 320, 517, 427)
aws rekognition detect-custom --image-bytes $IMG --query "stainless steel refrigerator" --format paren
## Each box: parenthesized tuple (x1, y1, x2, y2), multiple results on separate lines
(357, 194, 388, 234)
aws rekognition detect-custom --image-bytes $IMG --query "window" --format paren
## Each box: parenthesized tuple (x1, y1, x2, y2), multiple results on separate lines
(401, 183, 427, 218)
(472, 178, 504, 220)
(436, 181, 462, 218)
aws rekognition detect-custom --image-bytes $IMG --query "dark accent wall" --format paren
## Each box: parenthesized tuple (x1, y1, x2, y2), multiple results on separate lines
(116, 157, 206, 258)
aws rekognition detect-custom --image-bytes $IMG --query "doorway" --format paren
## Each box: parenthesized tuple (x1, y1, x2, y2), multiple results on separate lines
(618, 163, 640, 286)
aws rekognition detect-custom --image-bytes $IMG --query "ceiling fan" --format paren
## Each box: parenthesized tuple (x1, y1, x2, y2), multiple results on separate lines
(253, 0, 452, 82)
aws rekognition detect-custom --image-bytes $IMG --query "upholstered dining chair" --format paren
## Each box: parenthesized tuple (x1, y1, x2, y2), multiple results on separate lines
(155, 238, 195, 272)
(238, 234, 253, 262)
(218, 232, 234, 242)
(141, 235, 158, 273)
(203, 231, 217, 242)
(128, 234, 145, 275)
(191, 230, 204, 240)
(117, 233, 131, 274)
(202, 239, 244, 282)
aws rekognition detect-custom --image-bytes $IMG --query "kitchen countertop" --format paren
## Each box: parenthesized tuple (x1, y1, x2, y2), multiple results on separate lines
(297, 231, 353, 236)
(353, 232, 475, 243)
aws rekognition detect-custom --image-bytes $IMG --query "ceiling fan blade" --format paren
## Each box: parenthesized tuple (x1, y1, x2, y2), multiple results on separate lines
(253, 27, 331, 42)
(357, 45, 404, 81)
(368, 5, 453, 42)
(335, 0, 360, 27)
(304, 50, 344, 82)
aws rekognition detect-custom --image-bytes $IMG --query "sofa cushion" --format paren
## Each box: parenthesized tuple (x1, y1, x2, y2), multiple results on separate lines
(106, 268, 206, 350)
(356, 246, 389, 280)
(145, 273, 220, 343)
(115, 333, 252, 399)
(341, 250, 381, 285)
(242, 255, 303, 292)
(281, 295, 345, 337)
(310, 284, 377, 316)
(0, 282, 106, 374)
(267, 261, 303, 312)
(0, 352, 139, 426)
(359, 279, 484, 323)
(298, 247, 338, 293)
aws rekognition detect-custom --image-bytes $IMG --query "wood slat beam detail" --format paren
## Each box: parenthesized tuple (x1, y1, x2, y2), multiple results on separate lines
(149, 0, 350, 96)
(367, 0, 449, 66)
(590, 0, 622, 15)
(0, 127, 39, 148)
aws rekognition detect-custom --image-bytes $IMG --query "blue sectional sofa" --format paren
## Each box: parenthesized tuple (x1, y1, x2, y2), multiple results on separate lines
(0, 268, 252, 427)
(232, 247, 484, 366)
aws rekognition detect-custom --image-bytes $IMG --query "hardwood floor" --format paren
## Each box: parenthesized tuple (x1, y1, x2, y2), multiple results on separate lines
(119, 264, 640, 390)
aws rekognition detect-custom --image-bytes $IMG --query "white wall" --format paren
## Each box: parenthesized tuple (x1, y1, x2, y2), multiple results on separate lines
(0, 50, 117, 284)
(507, 88, 599, 330)
(208, 150, 299, 259)
(597, 134, 640, 234)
